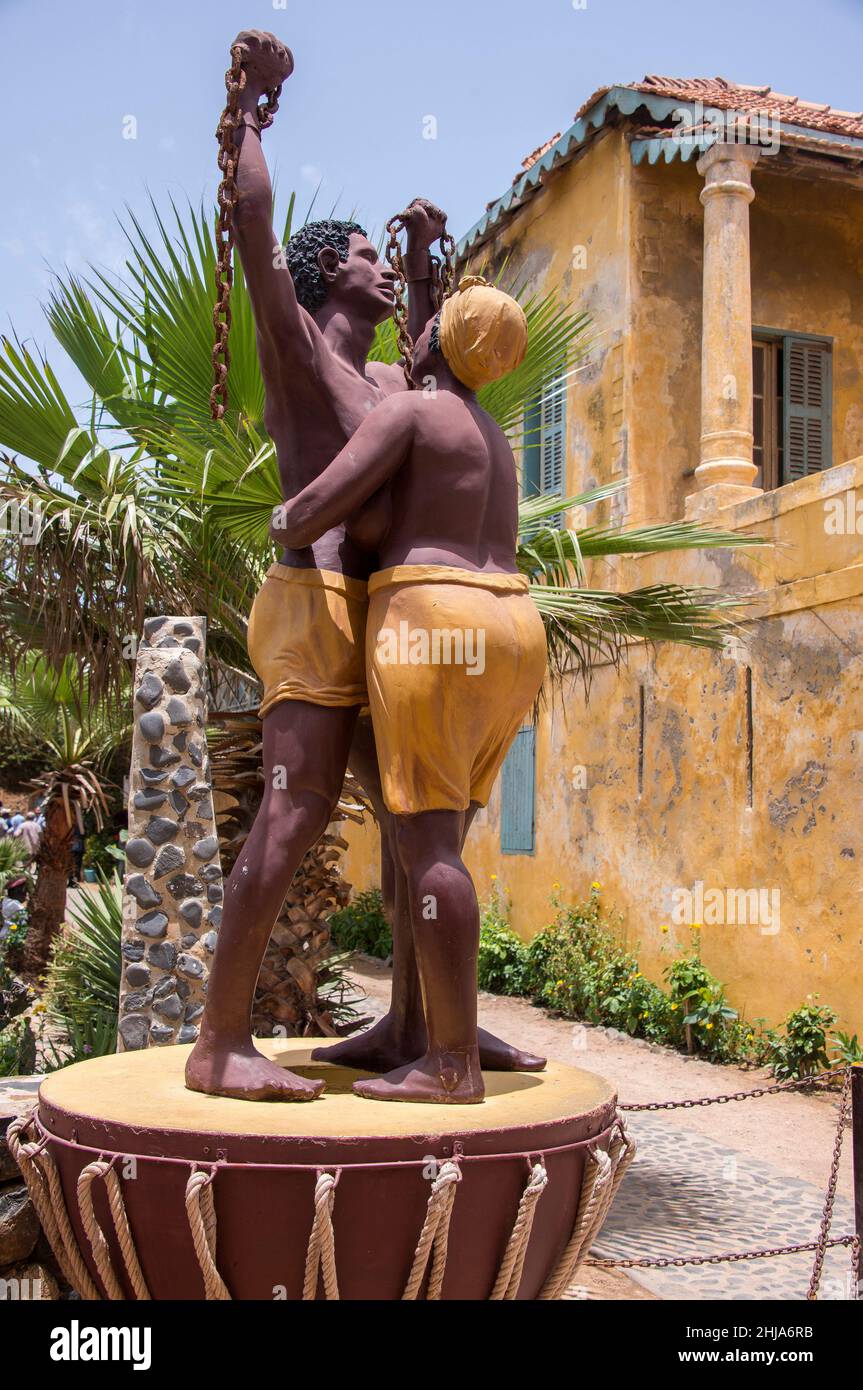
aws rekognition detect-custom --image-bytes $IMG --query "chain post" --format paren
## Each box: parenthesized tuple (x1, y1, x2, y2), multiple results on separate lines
(853, 1064, 863, 1297)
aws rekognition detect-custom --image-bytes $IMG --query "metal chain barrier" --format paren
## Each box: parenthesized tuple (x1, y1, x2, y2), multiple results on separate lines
(210, 43, 283, 420)
(619, 1063, 848, 1112)
(595, 1064, 859, 1300)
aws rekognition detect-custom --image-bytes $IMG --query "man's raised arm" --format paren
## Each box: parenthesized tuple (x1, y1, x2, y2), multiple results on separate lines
(229, 31, 312, 364)
(399, 199, 450, 346)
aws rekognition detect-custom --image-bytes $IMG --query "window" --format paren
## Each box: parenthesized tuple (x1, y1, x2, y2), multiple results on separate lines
(500, 725, 537, 854)
(752, 333, 832, 489)
(522, 368, 566, 525)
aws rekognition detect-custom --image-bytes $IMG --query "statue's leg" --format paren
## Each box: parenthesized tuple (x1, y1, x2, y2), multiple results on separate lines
(185, 699, 359, 1101)
(353, 809, 484, 1104)
(316, 725, 546, 1073)
(312, 717, 425, 1070)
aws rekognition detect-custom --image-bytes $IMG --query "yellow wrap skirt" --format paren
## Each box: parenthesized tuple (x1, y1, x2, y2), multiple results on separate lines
(366, 565, 547, 814)
(247, 565, 369, 718)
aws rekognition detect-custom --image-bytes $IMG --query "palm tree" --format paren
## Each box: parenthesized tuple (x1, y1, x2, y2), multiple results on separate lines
(0, 657, 124, 975)
(0, 195, 762, 1025)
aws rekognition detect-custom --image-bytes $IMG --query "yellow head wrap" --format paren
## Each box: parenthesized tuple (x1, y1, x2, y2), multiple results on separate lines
(438, 275, 528, 391)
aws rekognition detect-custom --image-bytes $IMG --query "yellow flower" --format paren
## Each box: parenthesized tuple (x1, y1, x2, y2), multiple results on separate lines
(9, 924, 18, 932)
(670, 1003, 678, 1012)
(552, 880, 561, 891)
(490, 874, 497, 882)
(706, 1022, 713, 1030)
(660, 924, 670, 934)
(691, 922, 703, 930)
(591, 881, 601, 891)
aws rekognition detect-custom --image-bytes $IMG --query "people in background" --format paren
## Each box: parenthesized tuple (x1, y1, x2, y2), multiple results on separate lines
(0, 878, 28, 941)
(14, 811, 42, 865)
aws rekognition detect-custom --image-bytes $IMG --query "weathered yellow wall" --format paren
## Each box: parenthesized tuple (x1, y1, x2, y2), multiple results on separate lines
(750, 165, 863, 471)
(627, 154, 863, 522)
(342, 138, 863, 1036)
(343, 460, 863, 1033)
(465, 129, 632, 526)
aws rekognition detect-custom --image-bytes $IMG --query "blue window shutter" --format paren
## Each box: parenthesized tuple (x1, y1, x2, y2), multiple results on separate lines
(540, 371, 566, 525)
(501, 726, 537, 854)
(783, 337, 832, 482)
(522, 397, 542, 498)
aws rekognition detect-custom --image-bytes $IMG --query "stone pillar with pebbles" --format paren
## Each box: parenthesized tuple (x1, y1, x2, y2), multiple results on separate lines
(118, 617, 223, 1052)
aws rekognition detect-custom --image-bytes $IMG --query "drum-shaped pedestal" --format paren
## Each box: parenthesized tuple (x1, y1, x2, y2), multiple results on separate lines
(31, 1039, 621, 1300)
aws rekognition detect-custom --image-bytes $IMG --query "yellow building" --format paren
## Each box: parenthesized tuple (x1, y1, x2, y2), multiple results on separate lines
(343, 77, 863, 1035)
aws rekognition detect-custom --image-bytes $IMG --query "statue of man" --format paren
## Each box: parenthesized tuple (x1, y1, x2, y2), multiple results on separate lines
(187, 32, 542, 1101)
(278, 280, 548, 1102)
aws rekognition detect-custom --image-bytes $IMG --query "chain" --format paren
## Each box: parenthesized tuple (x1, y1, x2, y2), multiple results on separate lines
(619, 1064, 847, 1111)
(384, 214, 459, 388)
(589, 1234, 857, 1272)
(210, 45, 283, 420)
(439, 229, 457, 302)
(807, 1064, 853, 1299)
(601, 1066, 858, 1299)
(384, 215, 415, 388)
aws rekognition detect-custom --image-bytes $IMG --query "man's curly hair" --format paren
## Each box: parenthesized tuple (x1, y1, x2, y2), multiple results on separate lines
(285, 219, 368, 315)
(428, 310, 443, 355)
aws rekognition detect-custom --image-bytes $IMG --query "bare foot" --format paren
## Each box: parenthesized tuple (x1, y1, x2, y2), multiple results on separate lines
(352, 1049, 484, 1104)
(477, 1026, 546, 1073)
(312, 1016, 546, 1074)
(185, 1040, 324, 1102)
(311, 1017, 426, 1073)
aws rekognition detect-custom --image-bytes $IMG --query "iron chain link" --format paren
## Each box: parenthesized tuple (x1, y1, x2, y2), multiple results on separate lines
(604, 1066, 858, 1299)
(210, 45, 283, 420)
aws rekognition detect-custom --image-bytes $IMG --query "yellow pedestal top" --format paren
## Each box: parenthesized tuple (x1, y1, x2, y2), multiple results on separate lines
(39, 1038, 616, 1141)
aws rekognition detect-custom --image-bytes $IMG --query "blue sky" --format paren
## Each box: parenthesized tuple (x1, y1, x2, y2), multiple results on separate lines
(3, 0, 862, 407)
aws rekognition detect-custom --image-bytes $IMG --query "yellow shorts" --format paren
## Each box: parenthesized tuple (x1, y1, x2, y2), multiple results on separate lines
(248, 565, 369, 719)
(366, 565, 547, 815)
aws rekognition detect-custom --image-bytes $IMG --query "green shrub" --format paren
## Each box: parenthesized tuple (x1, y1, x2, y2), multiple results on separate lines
(0, 836, 28, 895)
(83, 828, 124, 874)
(831, 1031, 863, 1065)
(524, 886, 667, 1040)
(664, 953, 740, 1060)
(43, 869, 122, 1041)
(328, 888, 392, 960)
(477, 896, 529, 995)
(0, 911, 29, 992)
(0, 1016, 36, 1077)
(768, 999, 837, 1079)
(41, 1010, 120, 1071)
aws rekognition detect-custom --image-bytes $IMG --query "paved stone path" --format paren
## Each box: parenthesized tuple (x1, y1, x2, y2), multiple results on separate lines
(594, 1112, 856, 1300)
(349, 960, 859, 1302)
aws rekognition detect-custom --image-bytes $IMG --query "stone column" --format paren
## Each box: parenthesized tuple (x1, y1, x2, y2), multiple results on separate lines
(118, 617, 222, 1052)
(685, 143, 762, 518)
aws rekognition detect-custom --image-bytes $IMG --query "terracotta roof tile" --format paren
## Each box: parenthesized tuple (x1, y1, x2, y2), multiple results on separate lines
(519, 133, 563, 172)
(626, 75, 863, 139)
(517, 75, 863, 180)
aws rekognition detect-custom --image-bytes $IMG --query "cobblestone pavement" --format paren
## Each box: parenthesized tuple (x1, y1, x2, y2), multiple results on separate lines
(350, 960, 858, 1302)
(593, 1112, 857, 1301)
